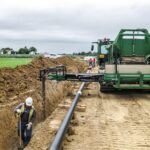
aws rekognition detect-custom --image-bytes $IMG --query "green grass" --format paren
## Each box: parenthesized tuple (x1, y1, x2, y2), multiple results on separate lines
(0, 58, 32, 68)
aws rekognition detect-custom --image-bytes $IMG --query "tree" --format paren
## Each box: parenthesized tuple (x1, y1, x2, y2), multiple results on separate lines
(29, 47, 37, 53)
(18, 46, 29, 54)
(11, 50, 16, 54)
(72, 51, 97, 56)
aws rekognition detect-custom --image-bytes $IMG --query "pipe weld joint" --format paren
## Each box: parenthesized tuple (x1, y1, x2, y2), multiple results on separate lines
(78, 91, 82, 95)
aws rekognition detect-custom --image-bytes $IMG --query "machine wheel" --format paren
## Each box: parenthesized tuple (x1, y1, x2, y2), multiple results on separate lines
(100, 84, 114, 92)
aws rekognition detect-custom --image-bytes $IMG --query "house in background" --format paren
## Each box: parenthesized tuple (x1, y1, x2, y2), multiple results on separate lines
(29, 51, 36, 55)
(7, 50, 11, 55)
(0, 49, 3, 54)
(0, 48, 13, 54)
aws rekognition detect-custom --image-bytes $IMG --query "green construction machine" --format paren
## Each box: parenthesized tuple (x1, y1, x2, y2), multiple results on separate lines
(40, 29, 150, 92)
(93, 28, 150, 91)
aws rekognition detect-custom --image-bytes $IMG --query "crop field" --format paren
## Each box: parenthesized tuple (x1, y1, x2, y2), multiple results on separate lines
(0, 58, 32, 68)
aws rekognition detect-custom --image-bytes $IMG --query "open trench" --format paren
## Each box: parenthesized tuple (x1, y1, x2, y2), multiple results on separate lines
(0, 56, 87, 150)
(24, 67, 150, 150)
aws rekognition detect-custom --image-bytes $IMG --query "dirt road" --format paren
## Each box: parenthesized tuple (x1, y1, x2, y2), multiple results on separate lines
(64, 74, 150, 149)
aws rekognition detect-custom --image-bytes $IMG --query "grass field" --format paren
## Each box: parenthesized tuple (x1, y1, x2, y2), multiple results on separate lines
(0, 58, 32, 68)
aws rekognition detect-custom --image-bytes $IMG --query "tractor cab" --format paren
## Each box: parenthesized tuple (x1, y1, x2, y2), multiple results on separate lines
(91, 38, 112, 68)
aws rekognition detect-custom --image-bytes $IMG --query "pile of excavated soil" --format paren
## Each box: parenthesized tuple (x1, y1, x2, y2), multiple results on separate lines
(0, 56, 87, 150)
(0, 56, 86, 103)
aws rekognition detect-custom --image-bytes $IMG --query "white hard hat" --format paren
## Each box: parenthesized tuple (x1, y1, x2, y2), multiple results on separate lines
(25, 97, 33, 106)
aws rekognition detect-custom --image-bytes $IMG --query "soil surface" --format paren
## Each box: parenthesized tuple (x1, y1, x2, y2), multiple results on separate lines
(63, 67, 150, 150)
(0, 56, 86, 150)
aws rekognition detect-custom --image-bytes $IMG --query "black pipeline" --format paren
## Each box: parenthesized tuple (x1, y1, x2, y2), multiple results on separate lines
(49, 82, 85, 150)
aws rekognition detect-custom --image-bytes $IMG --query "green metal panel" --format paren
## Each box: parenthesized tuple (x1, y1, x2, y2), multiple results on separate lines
(48, 74, 65, 81)
(104, 73, 150, 89)
(121, 39, 133, 56)
(113, 29, 150, 58)
(133, 39, 147, 56)
(119, 39, 148, 56)
(113, 85, 150, 89)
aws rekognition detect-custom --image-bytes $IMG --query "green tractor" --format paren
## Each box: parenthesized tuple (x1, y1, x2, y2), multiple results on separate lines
(91, 38, 112, 68)
(40, 29, 150, 92)
(92, 29, 150, 91)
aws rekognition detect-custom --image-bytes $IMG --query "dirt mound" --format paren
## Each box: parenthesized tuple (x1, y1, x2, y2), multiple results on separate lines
(0, 56, 87, 150)
(55, 56, 85, 72)
(0, 56, 86, 104)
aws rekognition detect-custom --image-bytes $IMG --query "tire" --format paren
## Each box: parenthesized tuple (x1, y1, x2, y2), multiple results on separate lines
(100, 84, 114, 92)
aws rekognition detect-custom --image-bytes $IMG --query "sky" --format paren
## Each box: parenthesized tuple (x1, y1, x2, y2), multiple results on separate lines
(0, 0, 150, 54)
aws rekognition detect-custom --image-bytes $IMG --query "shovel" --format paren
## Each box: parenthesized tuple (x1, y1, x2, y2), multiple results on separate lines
(18, 118, 24, 150)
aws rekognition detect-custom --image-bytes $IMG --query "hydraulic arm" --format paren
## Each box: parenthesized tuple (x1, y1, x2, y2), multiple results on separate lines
(39, 65, 103, 82)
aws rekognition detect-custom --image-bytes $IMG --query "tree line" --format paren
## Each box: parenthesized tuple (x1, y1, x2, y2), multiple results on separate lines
(73, 51, 97, 56)
(0, 46, 37, 54)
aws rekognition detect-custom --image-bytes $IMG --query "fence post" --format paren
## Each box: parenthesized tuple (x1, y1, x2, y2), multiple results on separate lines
(42, 76, 46, 120)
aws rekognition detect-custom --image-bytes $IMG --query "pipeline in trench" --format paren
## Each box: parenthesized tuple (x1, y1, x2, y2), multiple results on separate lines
(49, 82, 85, 150)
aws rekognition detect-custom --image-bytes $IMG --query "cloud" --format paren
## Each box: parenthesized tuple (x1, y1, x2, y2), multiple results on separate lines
(0, 0, 150, 53)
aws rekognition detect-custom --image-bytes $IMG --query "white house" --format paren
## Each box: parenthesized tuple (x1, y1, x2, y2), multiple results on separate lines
(0, 50, 3, 54)
(7, 51, 11, 55)
(29, 51, 36, 55)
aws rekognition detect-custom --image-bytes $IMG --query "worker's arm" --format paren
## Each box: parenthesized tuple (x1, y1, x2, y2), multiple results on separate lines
(27, 110, 36, 130)
(14, 103, 24, 113)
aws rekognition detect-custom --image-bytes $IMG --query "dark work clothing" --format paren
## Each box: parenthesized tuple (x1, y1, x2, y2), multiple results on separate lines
(21, 108, 31, 124)
(15, 103, 36, 124)
(14, 103, 36, 147)
(20, 106, 35, 124)
(18, 122, 32, 147)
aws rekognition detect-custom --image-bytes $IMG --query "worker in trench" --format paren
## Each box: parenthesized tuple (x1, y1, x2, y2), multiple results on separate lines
(14, 97, 36, 148)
